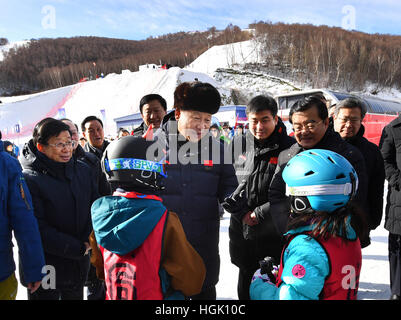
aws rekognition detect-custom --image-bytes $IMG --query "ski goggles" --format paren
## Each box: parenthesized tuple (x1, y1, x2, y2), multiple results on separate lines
(104, 158, 167, 177)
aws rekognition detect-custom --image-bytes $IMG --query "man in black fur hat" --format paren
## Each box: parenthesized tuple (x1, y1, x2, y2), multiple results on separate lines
(154, 81, 238, 300)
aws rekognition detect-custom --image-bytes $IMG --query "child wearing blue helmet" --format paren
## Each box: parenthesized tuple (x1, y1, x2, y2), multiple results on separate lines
(250, 149, 367, 300)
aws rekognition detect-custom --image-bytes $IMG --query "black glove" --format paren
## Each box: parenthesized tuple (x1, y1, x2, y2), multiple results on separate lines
(259, 256, 279, 284)
(221, 188, 251, 217)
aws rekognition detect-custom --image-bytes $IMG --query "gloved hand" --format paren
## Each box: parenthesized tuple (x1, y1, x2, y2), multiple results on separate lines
(221, 188, 251, 217)
(259, 256, 279, 284)
(251, 268, 275, 285)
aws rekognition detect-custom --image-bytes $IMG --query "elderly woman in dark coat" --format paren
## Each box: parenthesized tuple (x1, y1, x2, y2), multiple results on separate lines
(20, 118, 99, 300)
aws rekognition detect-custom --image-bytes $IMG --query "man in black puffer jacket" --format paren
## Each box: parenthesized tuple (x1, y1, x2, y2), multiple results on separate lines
(154, 82, 238, 300)
(224, 95, 295, 300)
(379, 114, 401, 300)
(333, 98, 385, 248)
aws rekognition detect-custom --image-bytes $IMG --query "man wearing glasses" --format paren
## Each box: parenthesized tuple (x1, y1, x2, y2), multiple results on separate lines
(267, 95, 368, 238)
(333, 98, 385, 248)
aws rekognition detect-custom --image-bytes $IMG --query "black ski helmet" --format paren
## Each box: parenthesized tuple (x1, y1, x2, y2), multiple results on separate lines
(102, 135, 166, 192)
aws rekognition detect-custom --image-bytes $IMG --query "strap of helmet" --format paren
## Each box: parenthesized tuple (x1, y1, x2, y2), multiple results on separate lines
(104, 157, 167, 177)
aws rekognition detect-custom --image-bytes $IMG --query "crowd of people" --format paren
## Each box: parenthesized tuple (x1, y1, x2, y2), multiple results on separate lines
(0, 81, 400, 300)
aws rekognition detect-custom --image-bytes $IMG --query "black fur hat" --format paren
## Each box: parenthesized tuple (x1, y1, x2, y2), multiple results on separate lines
(173, 81, 221, 115)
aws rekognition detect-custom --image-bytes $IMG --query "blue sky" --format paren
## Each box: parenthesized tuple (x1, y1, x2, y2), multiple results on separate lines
(1, 0, 401, 42)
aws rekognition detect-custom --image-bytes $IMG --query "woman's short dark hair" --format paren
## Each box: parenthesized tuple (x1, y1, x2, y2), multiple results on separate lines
(33, 118, 71, 146)
(289, 95, 328, 124)
(246, 95, 278, 117)
(139, 94, 167, 114)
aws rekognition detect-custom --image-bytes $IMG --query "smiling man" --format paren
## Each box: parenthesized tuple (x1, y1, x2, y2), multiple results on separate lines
(267, 95, 369, 246)
(81, 116, 110, 160)
(132, 94, 167, 136)
(155, 81, 238, 300)
(224, 95, 295, 300)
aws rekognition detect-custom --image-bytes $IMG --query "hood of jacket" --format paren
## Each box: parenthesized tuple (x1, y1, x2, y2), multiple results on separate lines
(91, 194, 167, 255)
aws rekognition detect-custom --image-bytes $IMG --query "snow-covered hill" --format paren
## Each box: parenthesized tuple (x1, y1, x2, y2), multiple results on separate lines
(186, 40, 264, 76)
(0, 40, 301, 145)
(0, 67, 231, 144)
(2, 39, 401, 147)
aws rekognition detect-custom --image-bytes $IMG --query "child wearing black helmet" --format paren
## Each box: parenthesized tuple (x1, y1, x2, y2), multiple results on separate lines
(250, 149, 367, 300)
(89, 136, 205, 300)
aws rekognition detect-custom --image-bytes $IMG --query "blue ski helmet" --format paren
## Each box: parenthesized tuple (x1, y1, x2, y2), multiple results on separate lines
(282, 149, 358, 213)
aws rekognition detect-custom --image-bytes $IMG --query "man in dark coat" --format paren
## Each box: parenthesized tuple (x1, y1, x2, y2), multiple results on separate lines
(20, 120, 99, 299)
(154, 82, 238, 300)
(62, 118, 110, 300)
(268, 95, 369, 243)
(224, 95, 295, 300)
(333, 97, 385, 247)
(132, 94, 167, 137)
(379, 115, 401, 300)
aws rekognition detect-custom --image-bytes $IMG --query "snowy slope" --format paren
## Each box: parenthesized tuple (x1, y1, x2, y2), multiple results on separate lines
(61, 67, 230, 136)
(0, 67, 230, 145)
(0, 85, 75, 141)
(3, 39, 401, 148)
(186, 40, 264, 76)
(186, 39, 401, 103)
